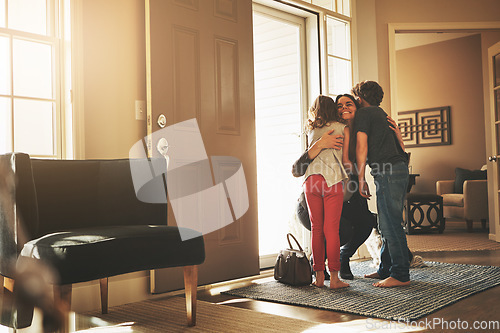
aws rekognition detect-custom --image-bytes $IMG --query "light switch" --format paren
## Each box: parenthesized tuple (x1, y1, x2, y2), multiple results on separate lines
(135, 100, 146, 120)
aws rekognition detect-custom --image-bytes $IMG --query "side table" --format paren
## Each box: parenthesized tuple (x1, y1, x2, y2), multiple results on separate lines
(404, 193, 444, 234)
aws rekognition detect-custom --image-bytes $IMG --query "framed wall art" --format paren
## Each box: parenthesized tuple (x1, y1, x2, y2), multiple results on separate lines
(397, 106, 451, 148)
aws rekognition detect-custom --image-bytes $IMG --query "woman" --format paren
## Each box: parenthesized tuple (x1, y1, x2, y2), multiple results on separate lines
(335, 94, 378, 278)
(302, 95, 349, 289)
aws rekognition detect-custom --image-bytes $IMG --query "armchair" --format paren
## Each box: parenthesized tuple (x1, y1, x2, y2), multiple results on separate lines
(436, 178, 488, 232)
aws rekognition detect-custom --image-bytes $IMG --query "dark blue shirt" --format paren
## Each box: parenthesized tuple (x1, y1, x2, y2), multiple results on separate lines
(353, 106, 408, 169)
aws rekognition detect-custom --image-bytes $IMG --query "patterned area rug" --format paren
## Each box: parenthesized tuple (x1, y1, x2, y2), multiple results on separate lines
(222, 260, 500, 321)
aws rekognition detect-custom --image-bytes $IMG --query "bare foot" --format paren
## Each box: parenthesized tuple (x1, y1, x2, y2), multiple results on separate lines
(364, 272, 381, 279)
(329, 271, 349, 289)
(373, 277, 410, 288)
(330, 279, 350, 289)
(312, 270, 325, 287)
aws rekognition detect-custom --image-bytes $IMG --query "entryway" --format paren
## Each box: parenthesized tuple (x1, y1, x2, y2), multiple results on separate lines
(253, 4, 309, 267)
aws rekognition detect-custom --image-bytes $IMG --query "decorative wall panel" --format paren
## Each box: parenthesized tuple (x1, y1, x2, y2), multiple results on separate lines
(173, 0, 199, 11)
(211, 157, 243, 245)
(397, 106, 451, 148)
(214, 0, 238, 22)
(215, 37, 240, 135)
(173, 26, 201, 124)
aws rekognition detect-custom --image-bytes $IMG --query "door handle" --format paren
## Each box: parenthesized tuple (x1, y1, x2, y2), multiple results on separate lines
(157, 114, 167, 128)
(488, 156, 497, 162)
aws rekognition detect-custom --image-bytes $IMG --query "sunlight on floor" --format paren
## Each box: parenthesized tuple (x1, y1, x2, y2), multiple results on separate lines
(217, 298, 252, 305)
(301, 319, 425, 332)
(209, 276, 274, 296)
(76, 322, 134, 332)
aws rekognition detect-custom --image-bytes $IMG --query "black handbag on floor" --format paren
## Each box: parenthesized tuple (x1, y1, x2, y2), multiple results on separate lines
(274, 233, 312, 286)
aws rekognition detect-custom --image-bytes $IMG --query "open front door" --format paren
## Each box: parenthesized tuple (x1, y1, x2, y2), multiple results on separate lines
(146, 0, 259, 293)
(487, 41, 500, 242)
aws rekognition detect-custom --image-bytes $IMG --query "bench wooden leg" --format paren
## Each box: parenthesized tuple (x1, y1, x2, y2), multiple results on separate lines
(100, 278, 108, 314)
(466, 219, 473, 232)
(183, 265, 198, 327)
(54, 284, 72, 333)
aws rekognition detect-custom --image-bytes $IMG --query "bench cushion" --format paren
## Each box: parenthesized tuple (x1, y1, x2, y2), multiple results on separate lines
(20, 225, 205, 284)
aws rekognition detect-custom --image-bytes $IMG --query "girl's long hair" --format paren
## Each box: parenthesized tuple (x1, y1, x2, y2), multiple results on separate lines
(306, 95, 340, 131)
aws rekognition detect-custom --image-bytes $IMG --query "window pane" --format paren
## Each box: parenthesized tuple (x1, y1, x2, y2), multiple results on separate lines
(13, 39, 53, 99)
(0, 36, 10, 94)
(495, 53, 500, 88)
(8, 0, 47, 35)
(341, 0, 350, 16)
(328, 56, 351, 95)
(0, 0, 6, 28)
(495, 89, 500, 123)
(327, 17, 350, 59)
(0, 97, 12, 153)
(312, 0, 333, 11)
(13, 98, 54, 155)
(336, 0, 350, 16)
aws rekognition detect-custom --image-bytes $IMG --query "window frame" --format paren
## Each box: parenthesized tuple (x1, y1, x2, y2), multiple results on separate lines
(0, 0, 71, 159)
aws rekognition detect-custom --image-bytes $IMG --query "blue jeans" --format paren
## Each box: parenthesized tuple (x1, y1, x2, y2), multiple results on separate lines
(372, 162, 410, 282)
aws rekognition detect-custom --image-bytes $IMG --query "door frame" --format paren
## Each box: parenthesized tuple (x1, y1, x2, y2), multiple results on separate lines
(388, 22, 500, 241)
(488, 41, 500, 242)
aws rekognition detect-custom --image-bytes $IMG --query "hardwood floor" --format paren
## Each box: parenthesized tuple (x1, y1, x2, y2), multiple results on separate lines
(197, 224, 500, 332)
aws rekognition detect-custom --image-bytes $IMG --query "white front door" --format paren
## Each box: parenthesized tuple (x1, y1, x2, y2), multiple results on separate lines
(252, 4, 309, 267)
(487, 41, 500, 242)
(146, 0, 259, 293)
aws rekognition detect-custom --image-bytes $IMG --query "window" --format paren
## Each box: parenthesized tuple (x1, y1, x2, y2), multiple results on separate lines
(0, 0, 71, 158)
(295, 0, 353, 97)
(326, 15, 351, 96)
(299, 0, 351, 17)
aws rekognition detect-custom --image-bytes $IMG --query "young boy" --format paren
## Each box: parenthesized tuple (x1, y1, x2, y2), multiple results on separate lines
(352, 81, 410, 288)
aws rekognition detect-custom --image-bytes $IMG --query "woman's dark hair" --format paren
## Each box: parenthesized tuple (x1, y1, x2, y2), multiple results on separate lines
(335, 94, 360, 163)
(306, 95, 340, 130)
(351, 80, 384, 106)
(335, 94, 360, 125)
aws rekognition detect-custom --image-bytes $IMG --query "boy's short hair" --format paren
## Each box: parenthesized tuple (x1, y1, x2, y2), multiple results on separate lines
(352, 81, 384, 106)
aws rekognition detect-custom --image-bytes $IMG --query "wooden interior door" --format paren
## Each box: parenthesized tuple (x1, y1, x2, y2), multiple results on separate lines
(145, 0, 259, 293)
(487, 41, 500, 242)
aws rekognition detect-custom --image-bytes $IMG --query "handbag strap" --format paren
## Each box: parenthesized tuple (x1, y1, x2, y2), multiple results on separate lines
(287, 233, 304, 252)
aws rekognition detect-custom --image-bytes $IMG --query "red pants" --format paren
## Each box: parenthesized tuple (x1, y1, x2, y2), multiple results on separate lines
(303, 175, 343, 272)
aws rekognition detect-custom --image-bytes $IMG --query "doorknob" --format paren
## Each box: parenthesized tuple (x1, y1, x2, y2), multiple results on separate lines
(157, 114, 167, 128)
(488, 156, 497, 162)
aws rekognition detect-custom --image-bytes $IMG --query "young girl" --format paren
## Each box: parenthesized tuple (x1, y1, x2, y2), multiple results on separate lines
(303, 95, 350, 289)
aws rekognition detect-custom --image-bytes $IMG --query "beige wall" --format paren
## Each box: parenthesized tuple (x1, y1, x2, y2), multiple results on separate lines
(360, 0, 500, 113)
(396, 35, 485, 193)
(72, 0, 150, 312)
(82, 0, 146, 159)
